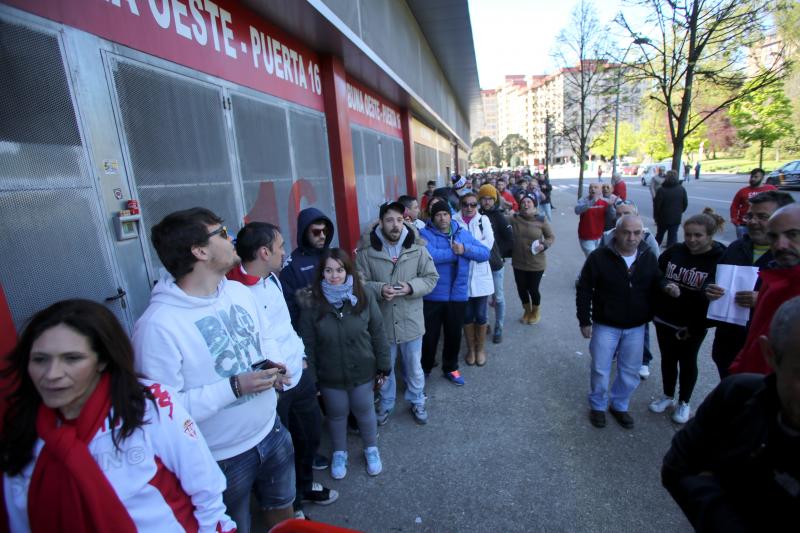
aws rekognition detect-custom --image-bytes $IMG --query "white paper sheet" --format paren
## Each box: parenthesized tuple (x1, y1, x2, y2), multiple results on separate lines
(706, 264, 760, 326)
(531, 239, 541, 255)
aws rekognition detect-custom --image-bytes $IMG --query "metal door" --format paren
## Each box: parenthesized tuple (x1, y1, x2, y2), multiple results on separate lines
(0, 16, 132, 331)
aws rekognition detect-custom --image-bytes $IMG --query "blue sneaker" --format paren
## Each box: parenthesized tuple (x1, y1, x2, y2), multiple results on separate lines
(444, 370, 465, 386)
(330, 451, 347, 480)
(364, 446, 382, 476)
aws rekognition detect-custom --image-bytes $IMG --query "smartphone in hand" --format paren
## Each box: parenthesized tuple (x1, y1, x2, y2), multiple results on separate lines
(251, 359, 287, 374)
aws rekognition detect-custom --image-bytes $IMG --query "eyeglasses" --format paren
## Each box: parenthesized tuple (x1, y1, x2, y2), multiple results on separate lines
(462, 202, 478, 208)
(207, 226, 228, 239)
(311, 228, 327, 237)
(614, 199, 635, 207)
(743, 213, 770, 222)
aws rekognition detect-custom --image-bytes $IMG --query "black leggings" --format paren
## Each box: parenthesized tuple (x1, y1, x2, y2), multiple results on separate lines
(513, 269, 544, 306)
(654, 323, 707, 403)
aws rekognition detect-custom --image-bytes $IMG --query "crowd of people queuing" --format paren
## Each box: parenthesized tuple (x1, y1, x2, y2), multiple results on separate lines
(1, 165, 798, 531)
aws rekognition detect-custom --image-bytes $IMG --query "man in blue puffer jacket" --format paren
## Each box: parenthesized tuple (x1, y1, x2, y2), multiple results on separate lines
(420, 199, 490, 385)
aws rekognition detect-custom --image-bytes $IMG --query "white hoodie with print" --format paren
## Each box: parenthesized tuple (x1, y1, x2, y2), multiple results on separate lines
(133, 271, 278, 461)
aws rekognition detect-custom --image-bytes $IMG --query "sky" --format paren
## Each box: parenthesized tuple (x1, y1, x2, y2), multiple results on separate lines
(469, 0, 638, 89)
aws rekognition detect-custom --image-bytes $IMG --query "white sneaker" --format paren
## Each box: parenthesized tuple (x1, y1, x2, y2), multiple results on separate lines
(364, 446, 382, 476)
(638, 365, 650, 379)
(649, 396, 676, 413)
(330, 451, 347, 480)
(672, 401, 691, 424)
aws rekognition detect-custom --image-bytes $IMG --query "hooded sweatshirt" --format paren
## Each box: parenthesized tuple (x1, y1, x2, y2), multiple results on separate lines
(133, 271, 277, 461)
(280, 207, 335, 328)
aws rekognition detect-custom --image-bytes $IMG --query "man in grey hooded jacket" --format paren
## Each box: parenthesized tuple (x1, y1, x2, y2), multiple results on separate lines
(356, 201, 439, 425)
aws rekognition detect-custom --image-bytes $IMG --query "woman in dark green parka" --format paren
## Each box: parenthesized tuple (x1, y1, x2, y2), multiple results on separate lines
(298, 248, 390, 481)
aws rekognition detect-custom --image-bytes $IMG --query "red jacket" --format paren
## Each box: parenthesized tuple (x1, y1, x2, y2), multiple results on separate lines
(500, 190, 519, 211)
(577, 199, 609, 240)
(728, 265, 800, 375)
(612, 179, 627, 200)
(729, 184, 776, 225)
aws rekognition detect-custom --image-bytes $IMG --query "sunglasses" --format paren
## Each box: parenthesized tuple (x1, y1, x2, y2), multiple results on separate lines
(311, 228, 327, 237)
(207, 226, 228, 239)
(462, 202, 478, 208)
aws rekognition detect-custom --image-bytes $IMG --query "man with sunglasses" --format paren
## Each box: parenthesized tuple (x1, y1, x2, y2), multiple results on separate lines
(280, 207, 335, 329)
(134, 207, 295, 532)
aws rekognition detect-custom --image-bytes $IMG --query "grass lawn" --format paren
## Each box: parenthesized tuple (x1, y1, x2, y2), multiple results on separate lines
(702, 156, 800, 174)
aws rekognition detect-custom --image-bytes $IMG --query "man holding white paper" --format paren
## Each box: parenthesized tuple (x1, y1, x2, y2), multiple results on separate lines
(705, 191, 793, 378)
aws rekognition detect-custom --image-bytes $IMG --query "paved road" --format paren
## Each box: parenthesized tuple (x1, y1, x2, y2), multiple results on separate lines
(303, 183, 751, 532)
(551, 174, 800, 245)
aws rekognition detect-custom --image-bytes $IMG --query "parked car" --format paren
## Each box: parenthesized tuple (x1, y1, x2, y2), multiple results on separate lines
(766, 160, 800, 189)
(640, 159, 687, 185)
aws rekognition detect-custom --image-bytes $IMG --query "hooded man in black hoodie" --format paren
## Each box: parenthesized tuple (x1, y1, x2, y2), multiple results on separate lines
(281, 207, 335, 329)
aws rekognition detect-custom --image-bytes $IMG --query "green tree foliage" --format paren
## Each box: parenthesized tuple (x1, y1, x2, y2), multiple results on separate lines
(637, 101, 671, 161)
(499, 134, 530, 166)
(729, 81, 795, 167)
(469, 137, 501, 168)
(591, 121, 637, 159)
(618, 0, 787, 173)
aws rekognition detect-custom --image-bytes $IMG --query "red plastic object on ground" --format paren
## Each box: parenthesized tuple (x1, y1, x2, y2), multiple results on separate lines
(270, 519, 362, 533)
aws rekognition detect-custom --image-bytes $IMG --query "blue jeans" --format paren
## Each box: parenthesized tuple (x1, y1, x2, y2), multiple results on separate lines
(218, 419, 295, 533)
(579, 238, 601, 258)
(491, 268, 506, 332)
(588, 323, 645, 412)
(379, 336, 426, 413)
(464, 295, 489, 324)
(540, 202, 553, 222)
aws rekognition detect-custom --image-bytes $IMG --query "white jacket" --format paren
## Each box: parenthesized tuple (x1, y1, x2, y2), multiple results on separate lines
(3, 383, 236, 533)
(453, 212, 495, 297)
(241, 269, 305, 391)
(133, 272, 278, 460)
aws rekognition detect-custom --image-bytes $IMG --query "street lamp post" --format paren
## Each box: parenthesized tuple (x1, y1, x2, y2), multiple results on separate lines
(612, 37, 649, 177)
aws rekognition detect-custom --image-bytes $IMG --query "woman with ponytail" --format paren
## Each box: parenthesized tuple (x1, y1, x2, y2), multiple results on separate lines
(649, 209, 727, 425)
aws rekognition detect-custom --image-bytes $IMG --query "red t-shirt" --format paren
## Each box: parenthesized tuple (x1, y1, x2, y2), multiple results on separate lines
(578, 199, 609, 240)
(613, 180, 627, 200)
(730, 184, 776, 225)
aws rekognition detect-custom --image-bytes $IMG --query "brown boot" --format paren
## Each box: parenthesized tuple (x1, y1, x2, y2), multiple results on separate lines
(520, 303, 533, 324)
(475, 324, 488, 366)
(463, 324, 476, 365)
(529, 304, 541, 324)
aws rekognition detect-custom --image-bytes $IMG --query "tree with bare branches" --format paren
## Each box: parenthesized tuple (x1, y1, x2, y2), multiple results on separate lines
(617, 0, 789, 173)
(552, 0, 617, 198)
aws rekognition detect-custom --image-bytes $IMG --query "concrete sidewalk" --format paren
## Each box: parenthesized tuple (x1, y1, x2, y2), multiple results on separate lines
(307, 188, 717, 532)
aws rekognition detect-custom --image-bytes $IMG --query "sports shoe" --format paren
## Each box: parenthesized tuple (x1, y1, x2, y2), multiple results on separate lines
(302, 482, 339, 505)
(672, 401, 691, 424)
(589, 409, 606, 428)
(492, 327, 503, 344)
(649, 396, 677, 413)
(609, 408, 634, 429)
(376, 408, 392, 426)
(312, 453, 329, 470)
(638, 364, 650, 379)
(410, 403, 428, 425)
(364, 446, 382, 476)
(330, 451, 347, 480)
(294, 510, 308, 520)
(444, 370, 465, 386)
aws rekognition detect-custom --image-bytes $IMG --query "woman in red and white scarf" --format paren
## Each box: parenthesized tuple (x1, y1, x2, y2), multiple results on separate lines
(0, 299, 236, 533)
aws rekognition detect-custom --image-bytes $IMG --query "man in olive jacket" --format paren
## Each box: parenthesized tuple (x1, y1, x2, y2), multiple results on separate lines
(356, 201, 439, 425)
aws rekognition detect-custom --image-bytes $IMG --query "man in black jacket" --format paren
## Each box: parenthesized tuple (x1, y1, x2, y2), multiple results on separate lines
(478, 183, 513, 343)
(705, 191, 795, 378)
(662, 296, 800, 532)
(577, 215, 669, 429)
